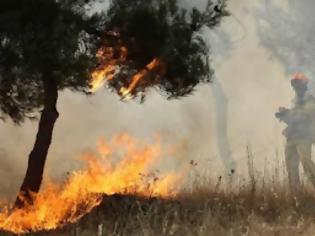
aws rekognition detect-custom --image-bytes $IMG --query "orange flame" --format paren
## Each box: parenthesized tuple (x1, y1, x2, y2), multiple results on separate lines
(90, 43, 165, 99)
(0, 134, 184, 234)
(120, 58, 162, 100)
(90, 46, 128, 92)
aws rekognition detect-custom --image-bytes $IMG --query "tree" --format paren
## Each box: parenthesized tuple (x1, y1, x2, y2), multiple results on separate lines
(93, 0, 229, 100)
(0, 0, 228, 208)
(211, 80, 236, 174)
(93, 0, 236, 175)
(0, 0, 101, 207)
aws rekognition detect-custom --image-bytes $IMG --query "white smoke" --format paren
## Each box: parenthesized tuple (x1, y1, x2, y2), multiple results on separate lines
(255, 0, 315, 95)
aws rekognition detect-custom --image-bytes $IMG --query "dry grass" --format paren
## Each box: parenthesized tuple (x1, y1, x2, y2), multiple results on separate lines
(2, 178, 314, 236)
(3, 154, 315, 236)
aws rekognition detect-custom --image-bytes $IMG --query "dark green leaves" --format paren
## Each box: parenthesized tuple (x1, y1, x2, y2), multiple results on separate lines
(101, 0, 227, 99)
(0, 0, 228, 123)
(0, 0, 100, 122)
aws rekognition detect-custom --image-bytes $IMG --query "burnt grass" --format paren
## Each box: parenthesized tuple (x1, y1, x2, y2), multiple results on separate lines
(3, 184, 315, 236)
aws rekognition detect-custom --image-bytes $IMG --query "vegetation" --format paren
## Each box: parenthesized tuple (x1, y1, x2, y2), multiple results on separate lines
(103, 0, 229, 99)
(2, 153, 315, 236)
(2, 177, 315, 236)
(0, 0, 228, 207)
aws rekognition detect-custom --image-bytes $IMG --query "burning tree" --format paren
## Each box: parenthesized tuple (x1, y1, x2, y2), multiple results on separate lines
(91, 0, 229, 99)
(0, 0, 228, 208)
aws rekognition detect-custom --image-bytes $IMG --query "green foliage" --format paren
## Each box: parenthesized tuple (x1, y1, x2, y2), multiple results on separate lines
(103, 0, 229, 99)
(0, 0, 228, 123)
(0, 0, 100, 123)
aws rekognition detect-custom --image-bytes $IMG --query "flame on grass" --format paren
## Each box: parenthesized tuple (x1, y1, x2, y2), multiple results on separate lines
(0, 134, 184, 234)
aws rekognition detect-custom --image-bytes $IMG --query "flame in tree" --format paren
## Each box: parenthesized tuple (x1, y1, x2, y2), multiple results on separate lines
(90, 46, 128, 93)
(0, 134, 184, 234)
(90, 43, 165, 101)
(119, 58, 162, 100)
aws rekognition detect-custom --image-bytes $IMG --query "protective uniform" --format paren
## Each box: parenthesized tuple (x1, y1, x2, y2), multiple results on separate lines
(276, 73, 315, 191)
(284, 95, 315, 190)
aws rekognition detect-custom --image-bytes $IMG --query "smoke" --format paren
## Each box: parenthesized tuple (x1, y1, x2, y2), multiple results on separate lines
(255, 0, 315, 93)
(211, 79, 236, 173)
(0, 0, 299, 200)
(254, 1, 315, 184)
(203, 0, 292, 175)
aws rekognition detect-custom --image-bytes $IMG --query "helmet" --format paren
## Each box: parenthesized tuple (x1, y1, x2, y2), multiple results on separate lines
(291, 72, 309, 85)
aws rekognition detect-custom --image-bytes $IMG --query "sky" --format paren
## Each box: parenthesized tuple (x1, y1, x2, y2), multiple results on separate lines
(0, 0, 301, 199)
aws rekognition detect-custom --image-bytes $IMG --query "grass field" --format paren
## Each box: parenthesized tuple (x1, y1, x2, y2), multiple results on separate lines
(2, 151, 315, 236)
(2, 175, 315, 236)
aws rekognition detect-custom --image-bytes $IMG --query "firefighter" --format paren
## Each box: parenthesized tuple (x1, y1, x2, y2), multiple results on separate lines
(276, 73, 315, 191)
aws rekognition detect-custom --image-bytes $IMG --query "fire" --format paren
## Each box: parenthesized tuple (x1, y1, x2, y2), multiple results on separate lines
(120, 58, 162, 100)
(0, 134, 184, 234)
(90, 46, 128, 93)
(90, 43, 164, 99)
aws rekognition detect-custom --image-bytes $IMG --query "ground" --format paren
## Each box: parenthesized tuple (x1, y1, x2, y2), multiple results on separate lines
(2, 178, 315, 236)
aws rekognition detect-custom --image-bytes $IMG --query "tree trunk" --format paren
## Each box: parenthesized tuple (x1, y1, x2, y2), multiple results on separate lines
(211, 80, 236, 174)
(15, 78, 59, 208)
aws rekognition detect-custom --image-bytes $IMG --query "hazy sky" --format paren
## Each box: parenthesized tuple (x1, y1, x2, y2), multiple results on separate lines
(0, 0, 298, 199)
